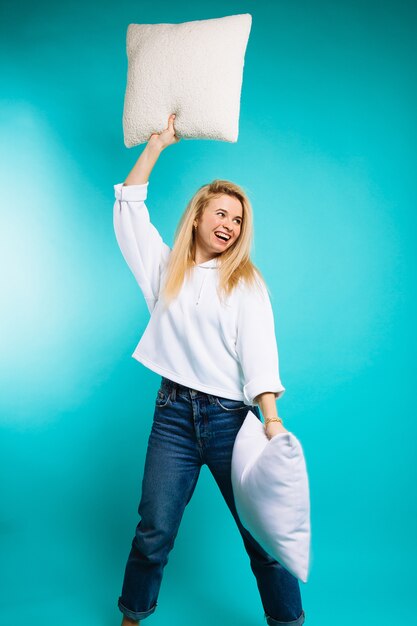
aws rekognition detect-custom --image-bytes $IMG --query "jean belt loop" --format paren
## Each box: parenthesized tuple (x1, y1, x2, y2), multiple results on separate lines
(170, 382, 177, 403)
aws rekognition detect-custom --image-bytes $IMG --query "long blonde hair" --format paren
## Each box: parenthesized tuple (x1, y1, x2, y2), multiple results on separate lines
(161, 179, 268, 306)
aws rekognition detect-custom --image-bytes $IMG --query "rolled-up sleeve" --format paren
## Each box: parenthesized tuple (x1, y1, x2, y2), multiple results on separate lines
(113, 182, 171, 313)
(235, 279, 286, 406)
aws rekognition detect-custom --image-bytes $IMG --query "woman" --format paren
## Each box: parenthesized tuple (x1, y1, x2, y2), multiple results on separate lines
(113, 114, 306, 626)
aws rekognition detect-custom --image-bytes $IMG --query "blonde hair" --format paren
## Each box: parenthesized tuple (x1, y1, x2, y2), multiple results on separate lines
(161, 179, 268, 307)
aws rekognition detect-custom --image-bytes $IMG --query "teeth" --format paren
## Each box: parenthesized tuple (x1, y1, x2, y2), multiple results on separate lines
(215, 231, 230, 241)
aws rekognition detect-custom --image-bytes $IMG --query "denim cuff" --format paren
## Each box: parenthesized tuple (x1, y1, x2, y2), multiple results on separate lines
(265, 609, 306, 625)
(118, 597, 157, 620)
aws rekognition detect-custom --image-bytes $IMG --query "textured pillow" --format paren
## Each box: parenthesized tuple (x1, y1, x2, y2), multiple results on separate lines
(122, 13, 252, 147)
(231, 411, 311, 583)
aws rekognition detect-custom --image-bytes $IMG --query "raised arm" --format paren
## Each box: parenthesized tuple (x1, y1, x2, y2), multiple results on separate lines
(113, 115, 181, 313)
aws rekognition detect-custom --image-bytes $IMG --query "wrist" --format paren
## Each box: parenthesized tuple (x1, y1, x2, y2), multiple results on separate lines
(146, 138, 165, 155)
(264, 416, 283, 427)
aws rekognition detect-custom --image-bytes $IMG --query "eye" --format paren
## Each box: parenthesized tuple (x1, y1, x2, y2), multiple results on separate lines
(216, 211, 242, 225)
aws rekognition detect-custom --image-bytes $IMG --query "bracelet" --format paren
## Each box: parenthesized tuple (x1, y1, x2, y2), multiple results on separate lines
(264, 417, 283, 426)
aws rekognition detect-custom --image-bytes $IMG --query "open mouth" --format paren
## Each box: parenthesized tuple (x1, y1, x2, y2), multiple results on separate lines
(214, 231, 231, 242)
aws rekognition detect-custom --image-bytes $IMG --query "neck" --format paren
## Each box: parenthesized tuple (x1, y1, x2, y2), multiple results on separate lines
(193, 255, 219, 265)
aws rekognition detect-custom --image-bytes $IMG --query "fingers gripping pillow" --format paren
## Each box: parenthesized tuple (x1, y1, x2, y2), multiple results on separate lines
(231, 411, 311, 583)
(122, 13, 252, 147)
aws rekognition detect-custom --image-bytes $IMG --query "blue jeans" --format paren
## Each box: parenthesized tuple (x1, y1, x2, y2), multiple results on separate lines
(118, 377, 306, 625)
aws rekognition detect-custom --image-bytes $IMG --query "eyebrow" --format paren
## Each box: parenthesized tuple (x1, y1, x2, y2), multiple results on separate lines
(215, 208, 243, 220)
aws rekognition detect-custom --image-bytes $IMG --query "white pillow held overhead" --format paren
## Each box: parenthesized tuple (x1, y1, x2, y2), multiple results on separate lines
(122, 13, 252, 146)
(231, 410, 311, 583)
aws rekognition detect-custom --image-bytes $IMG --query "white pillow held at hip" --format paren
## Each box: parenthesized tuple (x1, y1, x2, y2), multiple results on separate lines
(231, 410, 311, 583)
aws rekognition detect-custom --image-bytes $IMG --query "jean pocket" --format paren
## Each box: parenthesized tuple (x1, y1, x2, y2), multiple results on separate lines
(214, 396, 248, 412)
(155, 387, 171, 408)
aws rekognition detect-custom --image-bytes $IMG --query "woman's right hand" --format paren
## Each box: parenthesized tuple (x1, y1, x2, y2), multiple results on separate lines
(148, 114, 181, 151)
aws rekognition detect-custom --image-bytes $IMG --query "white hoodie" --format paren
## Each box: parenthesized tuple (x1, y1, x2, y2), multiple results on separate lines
(113, 181, 285, 406)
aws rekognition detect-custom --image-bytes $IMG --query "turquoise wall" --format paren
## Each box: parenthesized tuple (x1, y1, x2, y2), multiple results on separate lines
(1, 1, 416, 624)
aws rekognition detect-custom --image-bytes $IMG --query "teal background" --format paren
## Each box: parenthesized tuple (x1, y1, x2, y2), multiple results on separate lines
(1, 1, 416, 624)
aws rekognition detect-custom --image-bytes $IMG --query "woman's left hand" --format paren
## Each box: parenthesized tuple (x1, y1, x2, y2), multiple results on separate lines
(265, 420, 290, 439)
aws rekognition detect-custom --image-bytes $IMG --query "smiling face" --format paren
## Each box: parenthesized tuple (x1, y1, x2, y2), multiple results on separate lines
(193, 194, 243, 263)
